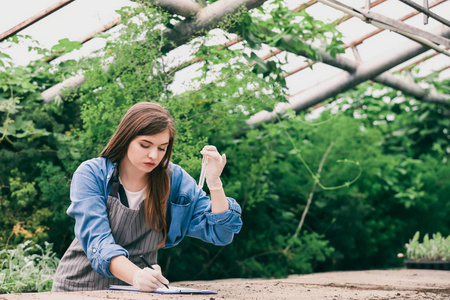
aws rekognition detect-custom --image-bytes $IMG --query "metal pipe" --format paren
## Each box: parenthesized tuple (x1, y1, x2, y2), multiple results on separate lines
(366, 17, 450, 55)
(283, 61, 315, 78)
(282, 0, 434, 79)
(247, 26, 450, 125)
(396, 51, 442, 72)
(293, 0, 318, 12)
(423, 0, 429, 25)
(345, 0, 446, 48)
(334, 0, 386, 25)
(398, 0, 450, 28)
(45, 17, 121, 63)
(374, 72, 450, 106)
(317, 0, 450, 49)
(0, 0, 74, 42)
(150, 0, 203, 18)
(279, 35, 358, 73)
(41, 0, 270, 103)
(39, 0, 386, 102)
(361, 9, 450, 47)
(42, 57, 114, 103)
(161, 0, 269, 53)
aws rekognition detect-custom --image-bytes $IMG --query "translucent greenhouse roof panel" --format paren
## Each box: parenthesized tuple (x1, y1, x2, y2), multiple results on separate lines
(0, 0, 134, 65)
(1, 0, 448, 112)
(295, 2, 448, 83)
(340, 2, 449, 59)
(297, 0, 450, 66)
(0, 0, 60, 33)
(2, 0, 449, 72)
(246, 0, 450, 124)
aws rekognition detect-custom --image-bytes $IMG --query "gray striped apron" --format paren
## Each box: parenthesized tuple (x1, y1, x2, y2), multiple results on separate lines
(52, 166, 162, 291)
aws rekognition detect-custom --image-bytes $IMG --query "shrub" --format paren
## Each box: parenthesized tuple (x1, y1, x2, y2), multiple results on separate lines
(0, 240, 60, 293)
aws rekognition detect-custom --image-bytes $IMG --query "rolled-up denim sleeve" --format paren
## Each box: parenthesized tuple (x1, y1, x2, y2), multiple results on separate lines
(188, 191, 242, 245)
(203, 197, 242, 232)
(67, 166, 128, 277)
(171, 166, 242, 246)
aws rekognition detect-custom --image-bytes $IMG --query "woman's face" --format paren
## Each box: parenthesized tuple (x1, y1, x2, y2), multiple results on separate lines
(124, 129, 171, 176)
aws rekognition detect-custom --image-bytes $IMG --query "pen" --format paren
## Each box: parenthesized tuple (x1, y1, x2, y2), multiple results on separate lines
(139, 255, 169, 289)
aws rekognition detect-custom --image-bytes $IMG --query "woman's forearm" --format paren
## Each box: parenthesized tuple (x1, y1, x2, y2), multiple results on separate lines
(109, 255, 140, 285)
(210, 188, 229, 213)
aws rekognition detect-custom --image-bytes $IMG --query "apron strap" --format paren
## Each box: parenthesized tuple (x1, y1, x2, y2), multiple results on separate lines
(109, 165, 129, 208)
(118, 184, 129, 208)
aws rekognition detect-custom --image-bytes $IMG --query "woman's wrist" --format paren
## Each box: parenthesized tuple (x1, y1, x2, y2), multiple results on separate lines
(110, 255, 140, 286)
(206, 177, 223, 191)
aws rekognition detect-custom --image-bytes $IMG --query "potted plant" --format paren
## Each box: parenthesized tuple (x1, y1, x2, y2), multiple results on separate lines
(402, 231, 450, 270)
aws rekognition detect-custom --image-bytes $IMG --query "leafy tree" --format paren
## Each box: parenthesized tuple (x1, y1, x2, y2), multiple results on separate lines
(0, 50, 80, 252)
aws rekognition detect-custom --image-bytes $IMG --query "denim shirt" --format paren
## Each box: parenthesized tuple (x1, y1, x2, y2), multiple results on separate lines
(67, 157, 242, 277)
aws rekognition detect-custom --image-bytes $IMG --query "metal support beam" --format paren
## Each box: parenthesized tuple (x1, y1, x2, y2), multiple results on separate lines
(423, 0, 429, 25)
(40, 0, 387, 102)
(283, 0, 446, 79)
(0, 0, 74, 42)
(40, 0, 449, 110)
(279, 36, 358, 73)
(147, 0, 203, 18)
(398, 0, 450, 28)
(161, 0, 268, 53)
(318, 0, 450, 52)
(41, 0, 269, 103)
(45, 17, 121, 63)
(42, 57, 113, 103)
(360, 9, 450, 47)
(373, 72, 450, 106)
(345, 0, 446, 48)
(247, 26, 450, 126)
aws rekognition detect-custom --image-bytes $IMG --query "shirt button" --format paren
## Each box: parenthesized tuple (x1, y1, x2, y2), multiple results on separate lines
(93, 248, 97, 253)
(107, 175, 110, 179)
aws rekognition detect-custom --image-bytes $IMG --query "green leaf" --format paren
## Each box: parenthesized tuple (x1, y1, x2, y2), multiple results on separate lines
(51, 38, 82, 54)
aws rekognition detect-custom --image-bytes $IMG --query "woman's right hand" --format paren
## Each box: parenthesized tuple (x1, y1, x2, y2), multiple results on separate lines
(132, 265, 169, 291)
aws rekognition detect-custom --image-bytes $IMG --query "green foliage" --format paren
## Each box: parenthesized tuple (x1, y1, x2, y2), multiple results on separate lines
(239, 0, 343, 85)
(51, 38, 83, 54)
(0, 42, 79, 252)
(0, 240, 60, 293)
(319, 78, 450, 270)
(406, 231, 450, 261)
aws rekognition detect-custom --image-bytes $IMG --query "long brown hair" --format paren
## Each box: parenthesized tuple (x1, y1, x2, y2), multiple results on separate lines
(100, 102, 175, 247)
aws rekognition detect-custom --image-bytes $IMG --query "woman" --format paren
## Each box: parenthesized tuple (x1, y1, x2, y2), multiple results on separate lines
(52, 102, 242, 292)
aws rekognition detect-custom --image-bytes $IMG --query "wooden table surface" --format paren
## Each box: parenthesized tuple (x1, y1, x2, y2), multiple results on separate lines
(1, 269, 449, 300)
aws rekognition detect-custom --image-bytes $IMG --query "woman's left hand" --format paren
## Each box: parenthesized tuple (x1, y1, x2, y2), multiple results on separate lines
(200, 145, 226, 191)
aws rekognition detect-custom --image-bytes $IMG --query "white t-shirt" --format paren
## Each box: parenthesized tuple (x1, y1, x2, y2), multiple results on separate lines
(119, 178, 147, 210)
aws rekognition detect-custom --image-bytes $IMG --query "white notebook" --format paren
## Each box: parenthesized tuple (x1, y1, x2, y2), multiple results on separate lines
(108, 284, 217, 294)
